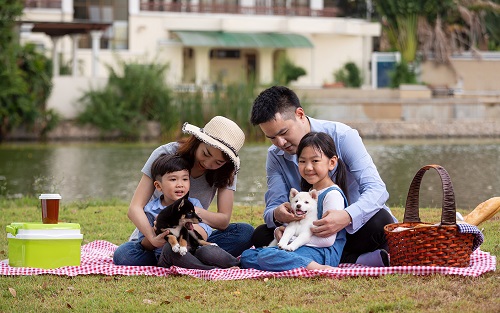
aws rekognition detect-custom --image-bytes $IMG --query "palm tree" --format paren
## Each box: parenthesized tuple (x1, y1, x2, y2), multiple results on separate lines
(421, 0, 500, 64)
(376, 0, 500, 65)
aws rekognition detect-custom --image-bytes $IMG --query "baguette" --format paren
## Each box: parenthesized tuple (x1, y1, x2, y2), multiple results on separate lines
(463, 197, 500, 226)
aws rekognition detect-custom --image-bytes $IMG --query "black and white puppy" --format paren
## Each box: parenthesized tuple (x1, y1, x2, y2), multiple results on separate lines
(155, 193, 211, 255)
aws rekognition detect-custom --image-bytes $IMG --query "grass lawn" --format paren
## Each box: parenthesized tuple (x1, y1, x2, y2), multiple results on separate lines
(0, 197, 499, 312)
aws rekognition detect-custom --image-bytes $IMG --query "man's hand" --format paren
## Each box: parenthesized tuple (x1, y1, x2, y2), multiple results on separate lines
(311, 210, 351, 238)
(273, 202, 304, 224)
(273, 225, 286, 241)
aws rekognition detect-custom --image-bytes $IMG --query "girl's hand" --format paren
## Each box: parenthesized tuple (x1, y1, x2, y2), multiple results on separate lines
(311, 210, 351, 237)
(273, 226, 286, 241)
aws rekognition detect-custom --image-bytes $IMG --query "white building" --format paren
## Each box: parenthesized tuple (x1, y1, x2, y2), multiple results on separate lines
(21, 0, 380, 117)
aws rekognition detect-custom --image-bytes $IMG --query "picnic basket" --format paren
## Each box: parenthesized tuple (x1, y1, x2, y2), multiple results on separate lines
(384, 164, 474, 267)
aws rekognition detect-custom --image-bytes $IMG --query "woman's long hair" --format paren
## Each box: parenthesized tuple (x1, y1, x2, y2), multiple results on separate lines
(176, 136, 235, 188)
(297, 132, 349, 203)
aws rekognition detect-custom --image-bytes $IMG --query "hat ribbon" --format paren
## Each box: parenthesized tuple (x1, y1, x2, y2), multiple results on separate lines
(200, 128, 238, 157)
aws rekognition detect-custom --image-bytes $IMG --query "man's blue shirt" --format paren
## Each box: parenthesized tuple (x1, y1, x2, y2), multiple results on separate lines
(263, 117, 396, 233)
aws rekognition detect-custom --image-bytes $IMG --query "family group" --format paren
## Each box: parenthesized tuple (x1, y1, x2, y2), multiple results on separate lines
(112, 86, 397, 271)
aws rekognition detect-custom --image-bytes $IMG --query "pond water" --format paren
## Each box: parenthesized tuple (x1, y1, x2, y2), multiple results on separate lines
(0, 139, 499, 210)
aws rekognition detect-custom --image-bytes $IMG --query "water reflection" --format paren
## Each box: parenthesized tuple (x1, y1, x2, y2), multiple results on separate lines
(0, 140, 498, 210)
(366, 139, 499, 209)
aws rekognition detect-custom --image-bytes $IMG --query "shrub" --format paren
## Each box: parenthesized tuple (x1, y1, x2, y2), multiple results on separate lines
(389, 61, 418, 88)
(211, 81, 261, 141)
(274, 54, 306, 85)
(333, 62, 362, 87)
(77, 59, 175, 139)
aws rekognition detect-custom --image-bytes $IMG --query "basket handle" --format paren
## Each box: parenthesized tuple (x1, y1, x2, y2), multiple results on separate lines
(403, 164, 457, 225)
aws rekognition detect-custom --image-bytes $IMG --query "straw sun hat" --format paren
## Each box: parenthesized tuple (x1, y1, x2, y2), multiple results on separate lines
(182, 116, 245, 172)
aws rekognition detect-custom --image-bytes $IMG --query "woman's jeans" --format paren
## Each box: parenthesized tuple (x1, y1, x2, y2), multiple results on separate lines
(113, 222, 254, 266)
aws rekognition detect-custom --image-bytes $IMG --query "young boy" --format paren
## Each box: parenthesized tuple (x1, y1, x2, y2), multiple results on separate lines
(139, 154, 239, 270)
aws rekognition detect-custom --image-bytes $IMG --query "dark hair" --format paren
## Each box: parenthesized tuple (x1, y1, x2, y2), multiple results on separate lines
(297, 132, 349, 203)
(151, 154, 190, 182)
(176, 136, 235, 188)
(250, 86, 301, 125)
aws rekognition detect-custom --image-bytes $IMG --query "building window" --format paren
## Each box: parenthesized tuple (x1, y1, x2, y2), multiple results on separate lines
(74, 0, 129, 50)
(210, 49, 240, 59)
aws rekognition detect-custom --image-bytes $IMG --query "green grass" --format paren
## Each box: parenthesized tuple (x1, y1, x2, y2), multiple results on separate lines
(0, 198, 499, 312)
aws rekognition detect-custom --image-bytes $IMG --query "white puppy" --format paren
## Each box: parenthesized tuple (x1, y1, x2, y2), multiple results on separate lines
(274, 188, 319, 252)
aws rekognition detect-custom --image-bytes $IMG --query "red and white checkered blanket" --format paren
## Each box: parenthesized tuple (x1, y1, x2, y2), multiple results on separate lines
(1, 240, 496, 279)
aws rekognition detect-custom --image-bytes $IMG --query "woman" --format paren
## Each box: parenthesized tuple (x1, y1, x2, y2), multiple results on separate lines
(113, 116, 254, 266)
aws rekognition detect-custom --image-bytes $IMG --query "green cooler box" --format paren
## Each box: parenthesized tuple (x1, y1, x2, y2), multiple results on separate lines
(6, 222, 83, 269)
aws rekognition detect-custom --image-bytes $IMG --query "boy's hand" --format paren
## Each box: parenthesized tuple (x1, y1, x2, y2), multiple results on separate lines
(150, 229, 169, 248)
(141, 227, 170, 250)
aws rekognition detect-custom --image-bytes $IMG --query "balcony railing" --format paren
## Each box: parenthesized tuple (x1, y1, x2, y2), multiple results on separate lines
(24, 0, 62, 9)
(140, 3, 339, 17)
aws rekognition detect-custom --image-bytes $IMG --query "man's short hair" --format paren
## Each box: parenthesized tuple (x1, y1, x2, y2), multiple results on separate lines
(250, 86, 301, 125)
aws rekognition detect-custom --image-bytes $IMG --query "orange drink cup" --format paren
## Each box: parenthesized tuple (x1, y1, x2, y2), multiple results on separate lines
(39, 194, 61, 224)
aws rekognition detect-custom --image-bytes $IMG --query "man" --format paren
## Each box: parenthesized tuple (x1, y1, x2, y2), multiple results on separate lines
(250, 86, 396, 266)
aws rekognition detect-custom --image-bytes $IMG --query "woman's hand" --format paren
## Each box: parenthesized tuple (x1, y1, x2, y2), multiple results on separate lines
(196, 188, 233, 230)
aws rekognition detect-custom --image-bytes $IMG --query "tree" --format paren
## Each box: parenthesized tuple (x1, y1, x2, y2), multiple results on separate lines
(0, 0, 25, 141)
(484, 1, 500, 50)
(376, 0, 500, 65)
(0, 1, 57, 142)
(376, 0, 455, 63)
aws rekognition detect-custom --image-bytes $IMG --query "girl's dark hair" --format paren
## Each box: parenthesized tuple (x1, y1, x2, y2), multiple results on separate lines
(151, 154, 190, 182)
(176, 136, 235, 188)
(297, 132, 349, 203)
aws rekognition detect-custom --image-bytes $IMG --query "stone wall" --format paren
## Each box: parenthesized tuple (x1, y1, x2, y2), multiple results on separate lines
(7, 88, 500, 141)
(347, 120, 500, 139)
(10, 118, 499, 142)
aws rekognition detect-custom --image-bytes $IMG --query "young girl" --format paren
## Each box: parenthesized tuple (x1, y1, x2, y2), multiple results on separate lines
(113, 116, 254, 266)
(137, 154, 239, 270)
(240, 132, 348, 271)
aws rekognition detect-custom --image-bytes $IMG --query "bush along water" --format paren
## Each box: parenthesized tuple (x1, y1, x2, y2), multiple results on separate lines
(76, 52, 316, 141)
(77, 58, 176, 140)
(77, 57, 265, 141)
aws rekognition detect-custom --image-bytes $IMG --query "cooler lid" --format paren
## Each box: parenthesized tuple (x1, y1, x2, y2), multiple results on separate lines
(6, 222, 80, 236)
